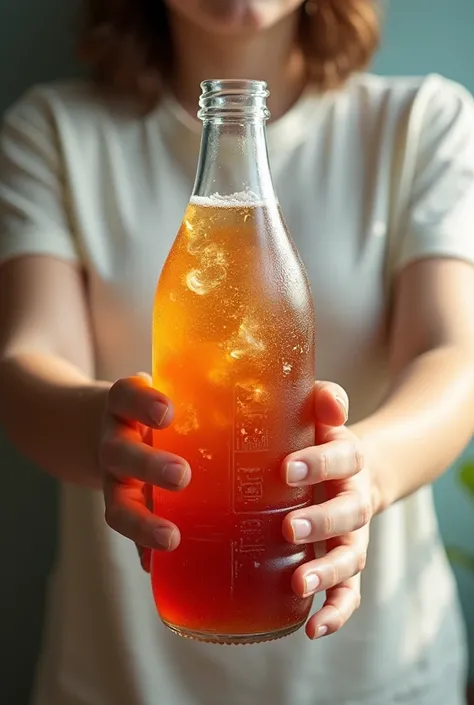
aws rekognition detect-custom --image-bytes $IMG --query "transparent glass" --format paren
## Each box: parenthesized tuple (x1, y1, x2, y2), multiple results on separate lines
(151, 79, 316, 645)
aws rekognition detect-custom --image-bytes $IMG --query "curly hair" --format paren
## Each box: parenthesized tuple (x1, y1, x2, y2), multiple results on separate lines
(79, 0, 380, 112)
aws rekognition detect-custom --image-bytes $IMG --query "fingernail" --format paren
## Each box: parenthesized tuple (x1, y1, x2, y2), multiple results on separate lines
(162, 463, 186, 487)
(287, 461, 309, 484)
(291, 518, 312, 540)
(335, 396, 348, 423)
(150, 402, 169, 427)
(315, 625, 328, 639)
(303, 573, 320, 596)
(154, 526, 173, 550)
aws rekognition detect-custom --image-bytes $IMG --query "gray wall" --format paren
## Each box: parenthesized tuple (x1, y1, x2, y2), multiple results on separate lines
(1, 1, 474, 704)
(0, 4, 80, 704)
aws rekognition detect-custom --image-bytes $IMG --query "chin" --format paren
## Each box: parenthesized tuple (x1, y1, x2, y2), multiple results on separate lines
(167, 0, 303, 35)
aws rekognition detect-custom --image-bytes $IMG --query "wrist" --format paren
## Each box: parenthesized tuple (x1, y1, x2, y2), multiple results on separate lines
(349, 421, 395, 516)
(76, 381, 111, 489)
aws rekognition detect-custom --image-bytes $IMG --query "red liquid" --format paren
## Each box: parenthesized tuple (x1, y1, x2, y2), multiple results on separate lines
(151, 200, 315, 643)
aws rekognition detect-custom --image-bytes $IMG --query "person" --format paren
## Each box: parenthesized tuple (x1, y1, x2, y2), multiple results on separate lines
(1, 0, 474, 703)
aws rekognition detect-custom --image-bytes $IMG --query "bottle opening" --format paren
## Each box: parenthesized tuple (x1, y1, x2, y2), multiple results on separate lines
(198, 79, 271, 122)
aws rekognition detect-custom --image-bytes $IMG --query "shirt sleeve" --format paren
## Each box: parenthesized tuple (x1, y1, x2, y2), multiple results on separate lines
(393, 76, 474, 271)
(0, 86, 80, 264)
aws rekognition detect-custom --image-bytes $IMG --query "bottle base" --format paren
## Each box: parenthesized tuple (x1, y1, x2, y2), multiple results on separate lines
(161, 619, 306, 645)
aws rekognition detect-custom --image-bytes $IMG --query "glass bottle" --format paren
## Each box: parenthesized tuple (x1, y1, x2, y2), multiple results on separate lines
(151, 79, 316, 644)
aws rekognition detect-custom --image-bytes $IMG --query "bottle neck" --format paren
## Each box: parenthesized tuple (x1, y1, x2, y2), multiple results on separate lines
(192, 118, 276, 204)
(192, 79, 276, 204)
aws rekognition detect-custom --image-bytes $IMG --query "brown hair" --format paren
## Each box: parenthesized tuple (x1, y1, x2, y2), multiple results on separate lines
(79, 0, 380, 112)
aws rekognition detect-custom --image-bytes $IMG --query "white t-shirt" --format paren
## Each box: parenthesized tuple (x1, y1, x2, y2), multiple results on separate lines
(1, 72, 474, 705)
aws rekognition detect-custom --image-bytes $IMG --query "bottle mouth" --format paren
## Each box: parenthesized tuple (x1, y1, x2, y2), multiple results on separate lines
(198, 79, 271, 122)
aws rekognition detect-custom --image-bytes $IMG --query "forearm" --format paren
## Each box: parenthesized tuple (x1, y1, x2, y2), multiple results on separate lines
(351, 345, 474, 512)
(0, 352, 110, 489)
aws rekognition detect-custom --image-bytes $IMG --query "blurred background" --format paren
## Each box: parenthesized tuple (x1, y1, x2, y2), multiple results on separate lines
(0, 1, 473, 703)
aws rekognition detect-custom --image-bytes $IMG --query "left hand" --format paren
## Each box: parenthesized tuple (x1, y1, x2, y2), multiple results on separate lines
(282, 381, 374, 640)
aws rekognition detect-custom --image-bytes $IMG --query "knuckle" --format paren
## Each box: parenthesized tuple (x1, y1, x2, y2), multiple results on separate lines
(344, 584, 361, 611)
(108, 378, 127, 406)
(353, 590, 362, 611)
(100, 435, 122, 469)
(338, 587, 360, 618)
(318, 452, 329, 481)
(350, 441, 365, 473)
(131, 515, 149, 545)
(357, 499, 373, 528)
(320, 508, 335, 539)
(357, 550, 367, 573)
(329, 602, 345, 629)
(143, 453, 160, 483)
(325, 561, 339, 587)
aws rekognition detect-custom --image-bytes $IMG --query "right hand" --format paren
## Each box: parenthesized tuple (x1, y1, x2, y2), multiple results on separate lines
(99, 374, 191, 571)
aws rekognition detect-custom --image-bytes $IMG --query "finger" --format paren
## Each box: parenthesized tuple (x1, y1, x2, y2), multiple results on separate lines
(136, 371, 153, 385)
(314, 381, 349, 427)
(283, 437, 364, 486)
(108, 376, 173, 429)
(136, 544, 152, 573)
(101, 422, 191, 490)
(143, 482, 154, 512)
(104, 476, 180, 550)
(305, 576, 361, 640)
(136, 483, 155, 572)
(291, 541, 367, 598)
(283, 492, 372, 544)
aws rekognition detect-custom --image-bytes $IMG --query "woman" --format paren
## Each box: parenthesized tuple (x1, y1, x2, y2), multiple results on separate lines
(1, 1, 474, 704)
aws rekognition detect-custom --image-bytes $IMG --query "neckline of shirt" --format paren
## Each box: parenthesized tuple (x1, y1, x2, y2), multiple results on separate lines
(161, 83, 328, 156)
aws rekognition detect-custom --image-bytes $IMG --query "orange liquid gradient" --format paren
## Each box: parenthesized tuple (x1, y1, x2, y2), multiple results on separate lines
(151, 198, 316, 643)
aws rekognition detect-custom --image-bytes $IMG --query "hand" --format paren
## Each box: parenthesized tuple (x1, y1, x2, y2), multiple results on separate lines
(99, 374, 190, 571)
(282, 382, 374, 640)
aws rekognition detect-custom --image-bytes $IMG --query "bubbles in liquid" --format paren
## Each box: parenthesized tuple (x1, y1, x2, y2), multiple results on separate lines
(186, 270, 208, 296)
(191, 190, 264, 208)
(208, 364, 228, 386)
(235, 381, 266, 407)
(184, 218, 228, 296)
(185, 219, 210, 256)
(198, 448, 213, 460)
(174, 404, 199, 435)
(227, 319, 265, 361)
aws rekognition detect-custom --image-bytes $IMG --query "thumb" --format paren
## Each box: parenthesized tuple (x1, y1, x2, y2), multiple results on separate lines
(314, 380, 349, 428)
(315, 422, 358, 447)
(136, 371, 153, 386)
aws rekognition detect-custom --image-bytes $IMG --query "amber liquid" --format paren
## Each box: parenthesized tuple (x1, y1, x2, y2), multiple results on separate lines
(151, 197, 315, 644)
